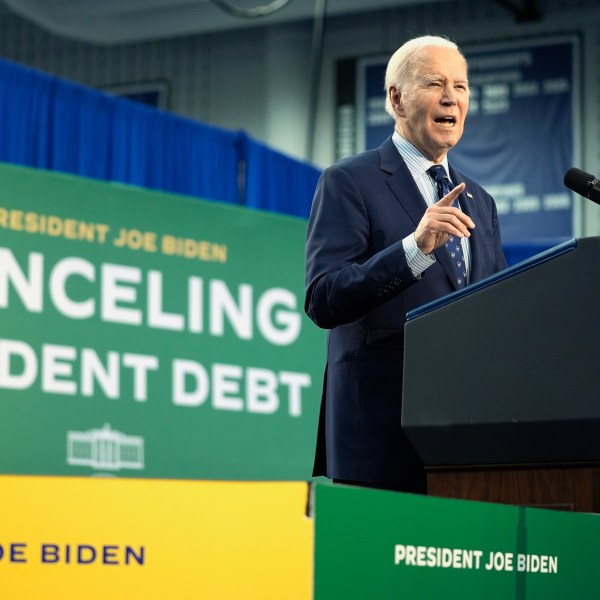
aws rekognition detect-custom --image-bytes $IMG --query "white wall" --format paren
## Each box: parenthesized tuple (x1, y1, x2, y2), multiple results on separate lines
(0, 0, 598, 234)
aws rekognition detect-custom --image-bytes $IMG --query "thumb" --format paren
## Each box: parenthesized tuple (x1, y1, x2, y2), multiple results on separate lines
(437, 182, 466, 206)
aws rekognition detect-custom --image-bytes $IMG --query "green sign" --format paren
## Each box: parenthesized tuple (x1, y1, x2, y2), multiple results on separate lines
(0, 163, 324, 480)
(314, 484, 600, 599)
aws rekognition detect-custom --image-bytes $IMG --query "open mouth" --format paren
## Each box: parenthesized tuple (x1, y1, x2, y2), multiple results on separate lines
(434, 116, 456, 127)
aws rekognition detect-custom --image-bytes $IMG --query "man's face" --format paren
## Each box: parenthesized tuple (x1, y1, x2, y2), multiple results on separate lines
(394, 46, 469, 163)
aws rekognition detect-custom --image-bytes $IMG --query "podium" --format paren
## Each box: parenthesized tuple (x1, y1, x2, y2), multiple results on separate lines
(401, 237, 600, 512)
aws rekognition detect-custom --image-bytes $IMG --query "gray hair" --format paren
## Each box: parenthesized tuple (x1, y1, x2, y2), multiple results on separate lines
(384, 35, 465, 117)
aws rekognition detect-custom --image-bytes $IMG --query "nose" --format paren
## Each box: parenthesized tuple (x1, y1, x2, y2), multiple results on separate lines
(441, 85, 457, 105)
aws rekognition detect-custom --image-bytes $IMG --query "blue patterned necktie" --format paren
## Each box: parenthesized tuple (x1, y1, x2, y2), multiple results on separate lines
(427, 165, 467, 289)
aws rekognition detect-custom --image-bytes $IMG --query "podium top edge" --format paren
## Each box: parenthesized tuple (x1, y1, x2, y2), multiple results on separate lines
(406, 238, 577, 322)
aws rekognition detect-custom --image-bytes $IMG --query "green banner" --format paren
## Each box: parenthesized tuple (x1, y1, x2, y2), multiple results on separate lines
(0, 163, 323, 480)
(314, 484, 600, 599)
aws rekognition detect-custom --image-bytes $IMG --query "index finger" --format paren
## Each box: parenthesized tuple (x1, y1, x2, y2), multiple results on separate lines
(437, 182, 466, 206)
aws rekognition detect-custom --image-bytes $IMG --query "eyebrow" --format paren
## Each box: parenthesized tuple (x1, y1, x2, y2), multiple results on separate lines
(422, 74, 469, 85)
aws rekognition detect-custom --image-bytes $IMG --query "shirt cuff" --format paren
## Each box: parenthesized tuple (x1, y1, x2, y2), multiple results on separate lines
(402, 234, 436, 278)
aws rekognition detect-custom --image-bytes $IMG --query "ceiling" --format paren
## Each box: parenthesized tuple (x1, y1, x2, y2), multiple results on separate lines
(1, 0, 454, 45)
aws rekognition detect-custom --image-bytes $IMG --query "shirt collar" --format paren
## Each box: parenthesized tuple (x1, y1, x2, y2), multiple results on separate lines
(391, 130, 450, 180)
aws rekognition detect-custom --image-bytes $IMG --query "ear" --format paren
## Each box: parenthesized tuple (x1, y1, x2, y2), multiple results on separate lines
(389, 86, 404, 117)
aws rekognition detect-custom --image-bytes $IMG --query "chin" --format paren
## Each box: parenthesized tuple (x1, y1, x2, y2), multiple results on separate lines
(440, 138, 460, 153)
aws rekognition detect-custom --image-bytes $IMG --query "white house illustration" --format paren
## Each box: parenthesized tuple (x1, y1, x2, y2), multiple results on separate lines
(67, 424, 144, 471)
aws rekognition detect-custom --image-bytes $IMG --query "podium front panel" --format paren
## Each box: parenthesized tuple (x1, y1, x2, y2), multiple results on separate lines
(402, 237, 600, 466)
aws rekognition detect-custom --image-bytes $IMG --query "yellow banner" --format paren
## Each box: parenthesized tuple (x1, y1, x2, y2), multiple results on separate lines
(0, 476, 313, 599)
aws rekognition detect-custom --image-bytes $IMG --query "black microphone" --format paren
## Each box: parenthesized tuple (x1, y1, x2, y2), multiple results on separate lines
(564, 168, 600, 206)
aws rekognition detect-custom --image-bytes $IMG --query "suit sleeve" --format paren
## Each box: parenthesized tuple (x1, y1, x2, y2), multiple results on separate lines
(305, 164, 418, 329)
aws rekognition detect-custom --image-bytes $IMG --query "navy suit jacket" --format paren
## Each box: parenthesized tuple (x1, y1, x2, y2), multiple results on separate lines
(305, 136, 507, 486)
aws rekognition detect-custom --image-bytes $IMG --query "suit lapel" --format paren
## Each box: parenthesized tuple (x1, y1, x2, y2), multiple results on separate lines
(379, 138, 428, 227)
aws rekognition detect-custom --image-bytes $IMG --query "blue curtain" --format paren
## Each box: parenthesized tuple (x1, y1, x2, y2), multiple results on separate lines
(0, 57, 323, 216)
(240, 134, 321, 219)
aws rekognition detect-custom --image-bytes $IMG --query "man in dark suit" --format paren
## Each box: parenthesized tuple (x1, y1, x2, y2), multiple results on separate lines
(305, 35, 507, 493)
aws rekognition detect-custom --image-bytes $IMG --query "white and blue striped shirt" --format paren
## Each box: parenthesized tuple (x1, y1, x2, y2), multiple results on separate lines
(393, 130, 471, 281)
